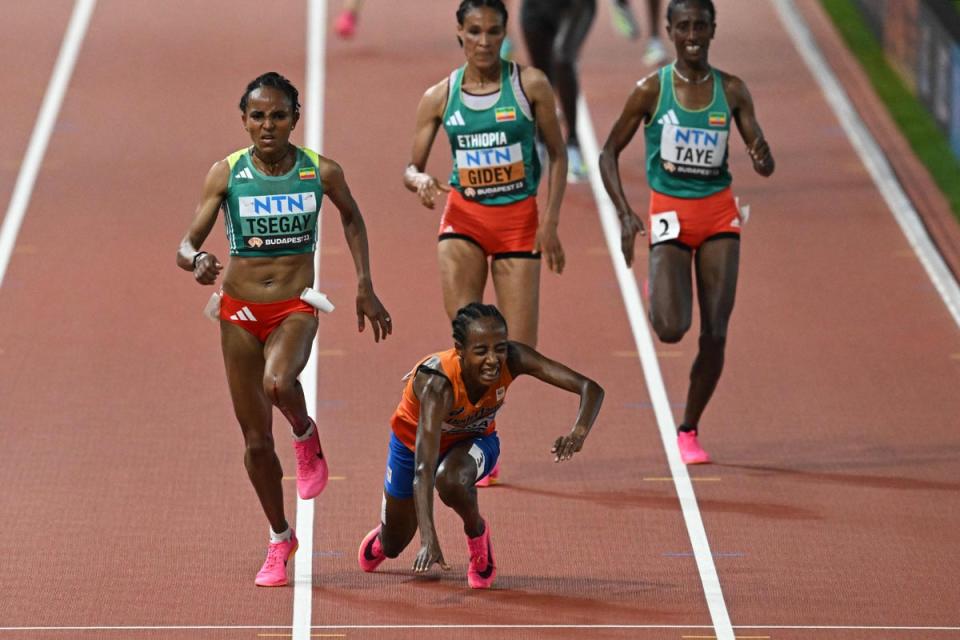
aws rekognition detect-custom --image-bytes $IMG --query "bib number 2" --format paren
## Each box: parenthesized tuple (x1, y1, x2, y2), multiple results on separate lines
(650, 211, 680, 245)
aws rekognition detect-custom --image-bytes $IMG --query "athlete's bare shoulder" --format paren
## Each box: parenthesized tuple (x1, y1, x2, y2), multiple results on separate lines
(716, 68, 750, 105)
(516, 64, 552, 99)
(621, 69, 661, 120)
(420, 76, 451, 113)
(205, 158, 231, 194)
(635, 68, 662, 97)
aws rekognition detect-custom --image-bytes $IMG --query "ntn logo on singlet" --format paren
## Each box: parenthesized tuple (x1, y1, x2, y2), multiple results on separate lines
(661, 123, 728, 168)
(238, 192, 318, 217)
(456, 142, 525, 188)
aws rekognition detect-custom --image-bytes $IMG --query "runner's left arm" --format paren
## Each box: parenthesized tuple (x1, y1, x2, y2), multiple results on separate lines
(522, 66, 566, 275)
(506, 342, 604, 461)
(319, 156, 392, 342)
(726, 73, 775, 177)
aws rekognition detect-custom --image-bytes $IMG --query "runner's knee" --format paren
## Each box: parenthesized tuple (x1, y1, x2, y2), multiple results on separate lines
(243, 432, 275, 459)
(650, 314, 689, 343)
(698, 332, 727, 354)
(380, 528, 413, 559)
(435, 464, 473, 505)
(263, 372, 298, 405)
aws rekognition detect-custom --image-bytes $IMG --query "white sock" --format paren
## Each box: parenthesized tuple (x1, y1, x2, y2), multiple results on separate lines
(292, 420, 315, 442)
(270, 526, 292, 543)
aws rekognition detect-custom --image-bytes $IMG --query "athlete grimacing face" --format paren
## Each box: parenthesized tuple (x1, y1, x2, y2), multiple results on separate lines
(457, 317, 509, 387)
(241, 87, 300, 156)
(667, 4, 715, 65)
(458, 7, 507, 72)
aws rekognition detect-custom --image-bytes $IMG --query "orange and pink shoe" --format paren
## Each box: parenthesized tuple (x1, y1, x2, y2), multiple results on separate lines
(475, 461, 500, 487)
(255, 531, 299, 587)
(466, 521, 496, 589)
(677, 430, 711, 465)
(293, 419, 329, 499)
(334, 10, 357, 38)
(358, 525, 386, 572)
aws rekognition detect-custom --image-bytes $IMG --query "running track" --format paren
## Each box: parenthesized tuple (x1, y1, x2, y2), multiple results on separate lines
(1, 1, 958, 639)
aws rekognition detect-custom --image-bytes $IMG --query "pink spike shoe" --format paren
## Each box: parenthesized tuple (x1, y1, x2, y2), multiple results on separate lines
(677, 430, 711, 465)
(358, 525, 386, 572)
(293, 419, 329, 499)
(466, 521, 496, 589)
(255, 530, 299, 587)
(475, 461, 500, 488)
(334, 10, 357, 38)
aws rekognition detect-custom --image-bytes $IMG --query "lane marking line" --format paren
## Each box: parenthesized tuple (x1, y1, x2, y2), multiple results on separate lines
(576, 95, 734, 640)
(643, 477, 722, 482)
(294, 1, 328, 638)
(1, 624, 957, 632)
(258, 635, 346, 638)
(0, 0, 97, 290)
(771, 0, 960, 330)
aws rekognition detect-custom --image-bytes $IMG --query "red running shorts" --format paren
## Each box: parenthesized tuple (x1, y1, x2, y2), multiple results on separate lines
(438, 189, 540, 259)
(648, 187, 742, 250)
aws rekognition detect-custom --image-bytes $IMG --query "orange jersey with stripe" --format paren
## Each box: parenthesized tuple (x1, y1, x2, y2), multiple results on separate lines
(390, 348, 514, 452)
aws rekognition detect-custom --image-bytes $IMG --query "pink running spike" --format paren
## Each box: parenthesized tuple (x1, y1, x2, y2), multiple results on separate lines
(465, 521, 496, 589)
(677, 430, 711, 465)
(255, 531, 298, 587)
(358, 525, 386, 572)
(293, 419, 328, 499)
(334, 10, 357, 38)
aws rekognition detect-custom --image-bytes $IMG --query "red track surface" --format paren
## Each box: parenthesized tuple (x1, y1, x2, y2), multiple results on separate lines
(1, 1, 958, 639)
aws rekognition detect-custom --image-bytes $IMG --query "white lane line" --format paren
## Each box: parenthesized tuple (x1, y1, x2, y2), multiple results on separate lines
(0, 0, 97, 290)
(293, 1, 328, 638)
(771, 0, 960, 330)
(2, 624, 957, 632)
(576, 96, 734, 640)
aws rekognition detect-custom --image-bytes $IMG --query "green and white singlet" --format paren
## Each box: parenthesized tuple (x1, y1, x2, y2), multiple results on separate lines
(222, 146, 323, 257)
(443, 60, 540, 205)
(645, 64, 732, 199)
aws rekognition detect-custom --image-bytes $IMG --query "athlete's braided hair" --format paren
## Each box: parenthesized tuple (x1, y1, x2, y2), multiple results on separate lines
(456, 0, 508, 28)
(452, 302, 508, 346)
(238, 71, 301, 117)
(667, 0, 716, 24)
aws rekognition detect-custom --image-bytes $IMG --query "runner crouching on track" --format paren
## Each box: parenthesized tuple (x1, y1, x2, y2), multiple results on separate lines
(599, 0, 774, 464)
(176, 71, 391, 587)
(358, 302, 603, 589)
(405, 0, 569, 486)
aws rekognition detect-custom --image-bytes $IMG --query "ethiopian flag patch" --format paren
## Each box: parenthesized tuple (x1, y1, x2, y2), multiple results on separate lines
(495, 107, 517, 122)
(299, 167, 317, 180)
(708, 112, 727, 127)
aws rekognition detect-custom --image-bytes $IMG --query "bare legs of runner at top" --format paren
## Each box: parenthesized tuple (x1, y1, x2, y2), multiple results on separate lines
(608, 0, 667, 65)
(335, 0, 364, 38)
(521, 0, 596, 183)
(647, 237, 739, 463)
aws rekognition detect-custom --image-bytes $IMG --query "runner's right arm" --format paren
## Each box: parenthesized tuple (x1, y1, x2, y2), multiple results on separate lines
(176, 159, 228, 285)
(599, 73, 660, 267)
(412, 369, 454, 574)
(404, 79, 451, 210)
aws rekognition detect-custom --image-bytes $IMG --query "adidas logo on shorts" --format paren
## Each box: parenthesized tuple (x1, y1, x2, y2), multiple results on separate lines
(229, 306, 258, 322)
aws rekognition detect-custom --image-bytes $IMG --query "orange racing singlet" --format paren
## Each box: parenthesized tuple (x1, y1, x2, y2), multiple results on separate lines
(390, 348, 514, 453)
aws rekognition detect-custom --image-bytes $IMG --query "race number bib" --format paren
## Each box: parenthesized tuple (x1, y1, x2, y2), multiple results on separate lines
(650, 211, 680, 244)
(660, 124, 728, 179)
